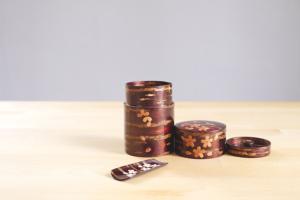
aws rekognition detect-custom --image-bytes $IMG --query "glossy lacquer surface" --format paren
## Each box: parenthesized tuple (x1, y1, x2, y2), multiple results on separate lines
(175, 120, 226, 159)
(125, 81, 174, 157)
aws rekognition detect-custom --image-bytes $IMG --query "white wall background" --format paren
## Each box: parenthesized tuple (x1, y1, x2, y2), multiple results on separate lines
(1, 0, 300, 100)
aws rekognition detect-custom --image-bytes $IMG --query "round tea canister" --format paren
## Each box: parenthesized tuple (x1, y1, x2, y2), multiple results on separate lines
(175, 120, 226, 159)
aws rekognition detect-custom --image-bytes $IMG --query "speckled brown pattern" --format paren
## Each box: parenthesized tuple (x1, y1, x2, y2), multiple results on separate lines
(126, 81, 172, 106)
(175, 120, 226, 159)
(125, 81, 174, 157)
(226, 137, 271, 158)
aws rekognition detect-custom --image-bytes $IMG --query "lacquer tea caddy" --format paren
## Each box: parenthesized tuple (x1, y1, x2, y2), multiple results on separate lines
(125, 81, 174, 157)
(175, 120, 226, 159)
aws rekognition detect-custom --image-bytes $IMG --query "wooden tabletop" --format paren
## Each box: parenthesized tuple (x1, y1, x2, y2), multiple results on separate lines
(1, 102, 300, 200)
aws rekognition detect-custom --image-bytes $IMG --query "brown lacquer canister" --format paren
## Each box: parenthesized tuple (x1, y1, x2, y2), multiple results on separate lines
(125, 81, 174, 157)
(226, 137, 271, 158)
(175, 120, 226, 159)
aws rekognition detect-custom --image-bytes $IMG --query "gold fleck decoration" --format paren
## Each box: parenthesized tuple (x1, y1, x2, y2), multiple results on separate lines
(181, 135, 196, 147)
(193, 146, 206, 158)
(183, 124, 198, 130)
(145, 93, 155, 97)
(207, 151, 213, 156)
(143, 116, 152, 122)
(137, 109, 152, 127)
(182, 123, 210, 132)
(198, 126, 210, 132)
(139, 98, 150, 101)
(248, 152, 256, 156)
(201, 136, 213, 148)
(137, 109, 149, 118)
(140, 136, 146, 141)
(185, 151, 192, 155)
(214, 134, 219, 140)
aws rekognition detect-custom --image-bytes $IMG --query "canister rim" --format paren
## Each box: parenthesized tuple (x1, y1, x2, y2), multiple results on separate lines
(175, 120, 226, 134)
(226, 136, 271, 149)
(126, 81, 172, 89)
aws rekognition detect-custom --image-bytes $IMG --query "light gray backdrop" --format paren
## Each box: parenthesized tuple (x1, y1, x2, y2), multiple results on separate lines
(1, 0, 300, 100)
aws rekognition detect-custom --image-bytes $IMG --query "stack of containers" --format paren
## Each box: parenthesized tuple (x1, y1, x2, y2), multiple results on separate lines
(125, 81, 174, 157)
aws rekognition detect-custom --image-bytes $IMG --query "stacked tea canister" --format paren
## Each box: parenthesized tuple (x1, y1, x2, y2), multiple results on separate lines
(124, 80, 270, 159)
(125, 81, 174, 157)
(116, 81, 272, 181)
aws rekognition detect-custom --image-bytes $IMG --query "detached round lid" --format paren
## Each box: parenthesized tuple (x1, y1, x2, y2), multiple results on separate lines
(175, 120, 226, 134)
(226, 137, 271, 158)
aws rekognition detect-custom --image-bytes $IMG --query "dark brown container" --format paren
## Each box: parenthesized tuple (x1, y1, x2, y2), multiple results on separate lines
(125, 81, 174, 157)
(226, 137, 271, 158)
(175, 120, 226, 159)
(126, 81, 172, 106)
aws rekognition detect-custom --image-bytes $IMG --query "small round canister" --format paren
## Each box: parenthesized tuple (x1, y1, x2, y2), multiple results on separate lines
(226, 137, 271, 158)
(175, 120, 226, 159)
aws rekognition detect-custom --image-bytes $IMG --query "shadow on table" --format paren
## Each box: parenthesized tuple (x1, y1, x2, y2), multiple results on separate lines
(65, 134, 124, 154)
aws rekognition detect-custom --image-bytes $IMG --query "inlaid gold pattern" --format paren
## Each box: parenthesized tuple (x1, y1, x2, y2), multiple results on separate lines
(137, 109, 152, 127)
(181, 135, 196, 147)
(201, 136, 213, 148)
(126, 133, 172, 141)
(193, 146, 206, 158)
(125, 120, 173, 128)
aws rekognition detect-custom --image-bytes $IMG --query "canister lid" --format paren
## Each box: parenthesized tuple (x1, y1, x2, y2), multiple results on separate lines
(126, 81, 173, 107)
(226, 137, 271, 158)
(126, 81, 172, 91)
(175, 120, 226, 134)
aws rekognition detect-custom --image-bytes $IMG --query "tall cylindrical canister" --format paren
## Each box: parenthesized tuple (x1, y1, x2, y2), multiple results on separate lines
(125, 81, 174, 157)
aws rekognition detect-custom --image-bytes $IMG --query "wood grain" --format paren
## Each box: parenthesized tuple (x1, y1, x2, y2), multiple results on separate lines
(0, 102, 300, 200)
